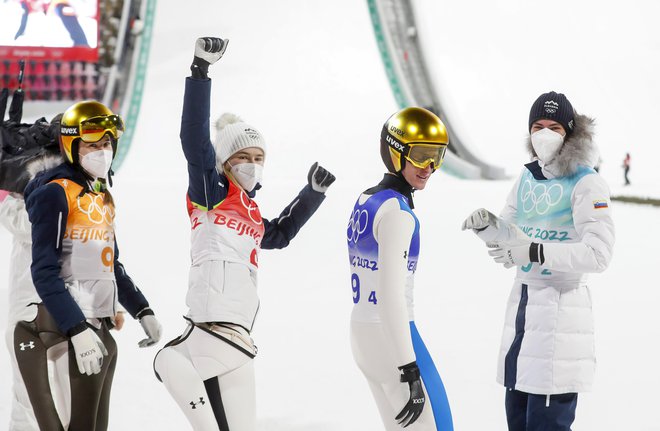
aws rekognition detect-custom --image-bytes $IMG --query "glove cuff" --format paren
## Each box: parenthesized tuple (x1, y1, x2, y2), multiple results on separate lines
(530, 242, 545, 264)
(67, 321, 88, 337)
(136, 307, 155, 320)
(190, 57, 210, 80)
(398, 361, 420, 382)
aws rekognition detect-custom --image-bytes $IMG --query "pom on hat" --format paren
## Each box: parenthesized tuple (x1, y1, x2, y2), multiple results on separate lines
(528, 91, 575, 137)
(215, 113, 243, 131)
(213, 113, 267, 166)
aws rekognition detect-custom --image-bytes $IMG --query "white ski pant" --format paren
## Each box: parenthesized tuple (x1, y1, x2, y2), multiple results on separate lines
(154, 321, 257, 431)
(350, 321, 437, 431)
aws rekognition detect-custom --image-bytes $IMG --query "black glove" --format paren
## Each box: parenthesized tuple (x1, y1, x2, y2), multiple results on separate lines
(395, 362, 425, 427)
(307, 162, 336, 193)
(190, 37, 228, 79)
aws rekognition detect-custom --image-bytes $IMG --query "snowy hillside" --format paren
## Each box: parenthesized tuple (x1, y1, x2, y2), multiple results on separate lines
(1, 1, 659, 430)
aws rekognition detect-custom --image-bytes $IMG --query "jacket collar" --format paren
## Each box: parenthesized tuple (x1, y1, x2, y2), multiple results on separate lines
(370, 173, 415, 208)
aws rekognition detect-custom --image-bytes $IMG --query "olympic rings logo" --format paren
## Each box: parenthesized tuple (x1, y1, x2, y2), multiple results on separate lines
(347, 209, 368, 243)
(240, 192, 262, 225)
(77, 194, 114, 225)
(520, 179, 563, 215)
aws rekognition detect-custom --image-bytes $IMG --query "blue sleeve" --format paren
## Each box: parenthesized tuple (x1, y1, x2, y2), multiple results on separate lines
(26, 183, 86, 334)
(261, 184, 326, 250)
(114, 240, 150, 319)
(180, 77, 228, 210)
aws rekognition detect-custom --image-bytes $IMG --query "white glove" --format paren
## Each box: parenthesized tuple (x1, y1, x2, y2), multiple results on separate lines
(70, 328, 108, 376)
(462, 208, 531, 244)
(194, 37, 228, 65)
(461, 208, 505, 243)
(461, 208, 497, 231)
(488, 242, 531, 269)
(138, 315, 162, 348)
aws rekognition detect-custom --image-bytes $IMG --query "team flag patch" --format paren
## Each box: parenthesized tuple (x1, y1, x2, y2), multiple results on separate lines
(593, 200, 609, 209)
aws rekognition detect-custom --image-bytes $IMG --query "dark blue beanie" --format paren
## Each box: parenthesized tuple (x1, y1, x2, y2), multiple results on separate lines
(528, 91, 575, 136)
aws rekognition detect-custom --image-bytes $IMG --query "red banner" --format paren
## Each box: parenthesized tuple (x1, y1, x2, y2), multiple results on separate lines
(0, 45, 98, 62)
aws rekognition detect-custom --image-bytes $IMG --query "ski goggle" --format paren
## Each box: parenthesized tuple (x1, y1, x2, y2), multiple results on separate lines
(79, 115, 124, 143)
(404, 143, 447, 171)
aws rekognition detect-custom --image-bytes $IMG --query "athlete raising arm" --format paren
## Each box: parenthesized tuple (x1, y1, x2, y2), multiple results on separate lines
(154, 37, 335, 431)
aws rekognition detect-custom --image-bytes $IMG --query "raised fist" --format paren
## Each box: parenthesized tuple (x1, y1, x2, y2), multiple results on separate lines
(194, 37, 228, 64)
(307, 162, 336, 193)
(191, 37, 229, 79)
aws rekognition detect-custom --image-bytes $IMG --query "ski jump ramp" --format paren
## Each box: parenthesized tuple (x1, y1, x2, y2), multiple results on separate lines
(368, 0, 506, 179)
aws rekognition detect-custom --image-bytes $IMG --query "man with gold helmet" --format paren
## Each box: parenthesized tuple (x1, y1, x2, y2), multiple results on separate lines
(19, 100, 162, 430)
(347, 107, 453, 430)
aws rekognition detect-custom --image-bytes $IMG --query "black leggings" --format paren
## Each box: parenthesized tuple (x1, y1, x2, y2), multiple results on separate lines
(14, 305, 118, 431)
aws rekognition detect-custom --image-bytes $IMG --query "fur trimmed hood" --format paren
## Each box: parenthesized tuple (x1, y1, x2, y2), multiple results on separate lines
(26, 154, 64, 181)
(526, 113, 599, 177)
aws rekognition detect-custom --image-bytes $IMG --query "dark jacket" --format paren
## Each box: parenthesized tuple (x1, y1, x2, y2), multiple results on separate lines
(181, 77, 326, 250)
(24, 163, 150, 335)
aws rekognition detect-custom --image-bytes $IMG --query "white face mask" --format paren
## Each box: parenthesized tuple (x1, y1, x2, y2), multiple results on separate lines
(80, 149, 113, 179)
(531, 128, 564, 164)
(230, 162, 263, 192)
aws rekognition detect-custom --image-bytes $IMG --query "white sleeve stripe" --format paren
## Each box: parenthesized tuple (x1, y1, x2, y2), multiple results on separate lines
(277, 199, 299, 224)
(56, 211, 62, 249)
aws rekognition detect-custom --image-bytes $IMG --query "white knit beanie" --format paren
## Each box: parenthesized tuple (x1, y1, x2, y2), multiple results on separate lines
(214, 113, 267, 166)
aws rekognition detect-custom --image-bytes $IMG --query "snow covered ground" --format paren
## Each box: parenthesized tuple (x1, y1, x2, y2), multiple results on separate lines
(1, 1, 659, 430)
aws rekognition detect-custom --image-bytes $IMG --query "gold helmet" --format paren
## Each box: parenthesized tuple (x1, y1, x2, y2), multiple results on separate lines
(59, 100, 124, 164)
(380, 107, 449, 173)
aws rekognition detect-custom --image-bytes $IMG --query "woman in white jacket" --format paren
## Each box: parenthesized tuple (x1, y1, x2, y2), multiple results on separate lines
(462, 91, 615, 431)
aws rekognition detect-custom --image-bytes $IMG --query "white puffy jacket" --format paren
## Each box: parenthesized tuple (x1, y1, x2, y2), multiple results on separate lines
(0, 195, 39, 324)
(496, 114, 615, 395)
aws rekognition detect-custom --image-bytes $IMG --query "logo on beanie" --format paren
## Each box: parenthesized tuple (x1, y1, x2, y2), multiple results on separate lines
(543, 100, 559, 114)
(244, 128, 261, 140)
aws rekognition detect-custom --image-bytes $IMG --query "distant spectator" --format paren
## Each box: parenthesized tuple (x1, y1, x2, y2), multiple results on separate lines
(623, 152, 631, 185)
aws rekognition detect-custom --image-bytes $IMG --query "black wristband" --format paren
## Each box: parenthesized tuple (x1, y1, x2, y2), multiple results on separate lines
(529, 242, 545, 265)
